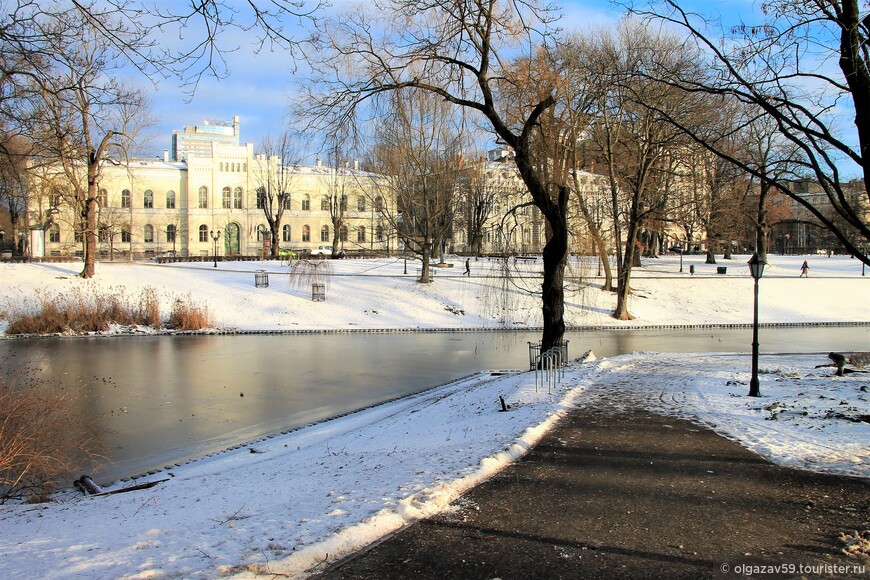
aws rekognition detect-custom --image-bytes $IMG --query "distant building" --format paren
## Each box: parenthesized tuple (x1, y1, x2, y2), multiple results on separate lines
(27, 117, 392, 259)
(170, 116, 240, 162)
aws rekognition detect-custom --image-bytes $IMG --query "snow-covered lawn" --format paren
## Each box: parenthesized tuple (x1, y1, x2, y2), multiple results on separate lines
(0, 254, 867, 578)
(1, 254, 868, 333)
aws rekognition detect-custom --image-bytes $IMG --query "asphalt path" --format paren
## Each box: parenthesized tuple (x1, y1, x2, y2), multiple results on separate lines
(314, 404, 869, 579)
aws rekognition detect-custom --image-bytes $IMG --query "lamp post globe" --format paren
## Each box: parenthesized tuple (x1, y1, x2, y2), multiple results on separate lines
(210, 229, 221, 268)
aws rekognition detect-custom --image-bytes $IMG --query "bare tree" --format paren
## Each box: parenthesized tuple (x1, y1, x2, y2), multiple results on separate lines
(253, 131, 301, 259)
(631, 0, 870, 267)
(304, 0, 571, 351)
(368, 89, 463, 283)
(580, 21, 704, 320)
(9, 7, 150, 277)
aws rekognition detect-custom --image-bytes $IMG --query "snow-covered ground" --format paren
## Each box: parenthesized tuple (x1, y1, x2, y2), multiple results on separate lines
(0, 254, 867, 579)
(1, 253, 868, 333)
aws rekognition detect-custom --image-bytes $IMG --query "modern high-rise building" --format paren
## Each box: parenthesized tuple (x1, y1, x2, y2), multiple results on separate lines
(170, 116, 241, 161)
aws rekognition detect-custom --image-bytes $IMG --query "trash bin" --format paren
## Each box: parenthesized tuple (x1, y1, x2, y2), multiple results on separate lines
(717, 266, 727, 275)
(254, 270, 269, 288)
(689, 265, 695, 275)
(312, 283, 325, 301)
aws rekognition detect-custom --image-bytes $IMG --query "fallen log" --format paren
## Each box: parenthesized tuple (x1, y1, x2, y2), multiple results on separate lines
(75, 475, 169, 496)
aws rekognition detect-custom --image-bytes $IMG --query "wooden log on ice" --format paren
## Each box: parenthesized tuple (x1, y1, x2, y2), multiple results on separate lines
(75, 475, 103, 495)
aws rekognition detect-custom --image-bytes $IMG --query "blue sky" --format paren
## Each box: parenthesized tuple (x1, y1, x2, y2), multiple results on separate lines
(140, 0, 760, 160)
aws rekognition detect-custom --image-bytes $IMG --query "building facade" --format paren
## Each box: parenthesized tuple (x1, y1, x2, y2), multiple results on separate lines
(28, 119, 392, 259)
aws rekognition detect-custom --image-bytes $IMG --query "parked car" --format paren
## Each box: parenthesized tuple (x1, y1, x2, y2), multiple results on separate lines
(277, 247, 296, 260)
(310, 245, 343, 257)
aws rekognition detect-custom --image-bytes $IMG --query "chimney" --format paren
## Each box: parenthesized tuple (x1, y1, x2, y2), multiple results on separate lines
(353, 159, 359, 171)
(316, 158, 322, 167)
(163, 149, 169, 162)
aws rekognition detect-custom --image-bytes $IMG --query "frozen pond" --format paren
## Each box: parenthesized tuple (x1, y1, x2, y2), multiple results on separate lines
(1, 326, 867, 483)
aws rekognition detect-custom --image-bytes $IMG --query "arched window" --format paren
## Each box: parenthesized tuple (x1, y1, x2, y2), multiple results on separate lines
(302, 194, 310, 211)
(199, 224, 208, 242)
(166, 190, 176, 209)
(121, 227, 131, 243)
(321, 196, 330, 211)
(198, 186, 208, 209)
(222, 186, 231, 209)
(302, 225, 311, 242)
(49, 224, 60, 243)
(166, 224, 176, 243)
(340, 225, 348, 242)
(233, 186, 243, 209)
(357, 196, 366, 211)
(376, 225, 384, 242)
(121, 189, 131, 209)
(143, 189, 154, 209)
(98, 188, 108, 206)
(357, 226, 366, 243)
(144, 224, 154, 243)
(375, 196, 384, 212)
(320, 225, 329, 242)
(257, 224, 267, 241)
(282, 224, 291, 242)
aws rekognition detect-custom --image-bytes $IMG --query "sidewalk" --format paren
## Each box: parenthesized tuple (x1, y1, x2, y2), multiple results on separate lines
(313, 407, 869, 579)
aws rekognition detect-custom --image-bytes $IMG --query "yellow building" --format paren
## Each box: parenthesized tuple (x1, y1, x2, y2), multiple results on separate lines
(28, 119, 392, 259)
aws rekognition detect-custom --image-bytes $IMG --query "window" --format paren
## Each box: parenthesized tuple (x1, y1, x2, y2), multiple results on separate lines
(219, 162, 224, 172)
(357, 196, 366, 212)
(49, 225, 60, 243)
(233, 186, 243, 209)
(143, 189, 154, 209)
(166, 190, 176, 209)
(98, 225, 108, 243)
(50, 188, 63, 207)
(340, 195, 348, 212)
(256, 187, 266, 210)
(257, 225, 267, 241)
(340, 225, 348, 242)
(302, 225, 310, 242)
(321, 196, 329, 211)
(222, 187, 231, 209)
(98, 188, 108, 206)
(320, 225, 329, 242)
(282, 224, 291, 242)
(144, 224, 154, 243)
(74, 230, 83, 243)
(376, 225, 384, 242)
(375, 196, 384, 212)
(302, 194, 310, 211)
(282, 195, 291, 210)
(121, 189, 131, 209)
(121, 228, 131, 243)
(357, 226, 366, 243)
(198, 186, 208, 209)
(199, 224, 208, 242)
(166, 224, 176, 243)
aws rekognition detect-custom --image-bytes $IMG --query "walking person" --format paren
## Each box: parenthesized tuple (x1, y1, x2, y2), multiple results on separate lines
(464, 258, 471, 276)
(800, 260, 809, 277)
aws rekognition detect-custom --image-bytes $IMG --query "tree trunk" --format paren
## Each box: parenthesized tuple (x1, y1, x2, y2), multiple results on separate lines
(705, 248, 717, 264)
(539, 187, 569, 353)
(419, 243, 432, 283)
(81, 197, 97, 278)
(614, 215, 640, 320)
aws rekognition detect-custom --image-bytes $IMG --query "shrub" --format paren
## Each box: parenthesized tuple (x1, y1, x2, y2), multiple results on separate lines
(0, 364, 105, 503)
(168, 294, 212, 331)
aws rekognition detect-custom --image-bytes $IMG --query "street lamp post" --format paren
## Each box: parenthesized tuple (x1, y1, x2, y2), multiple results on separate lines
(679, 246, 684, 273)
(748, 253, 766, 397)
(210, 229, 221, 268)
